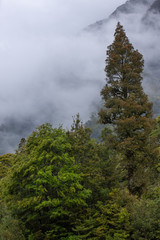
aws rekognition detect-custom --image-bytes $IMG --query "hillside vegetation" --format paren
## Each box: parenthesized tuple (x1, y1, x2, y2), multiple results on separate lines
(0, 23, 160, 240)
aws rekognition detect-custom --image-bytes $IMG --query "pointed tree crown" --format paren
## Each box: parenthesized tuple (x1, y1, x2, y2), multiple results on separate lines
(99, 22, 153, 125)
(99, 22, 158, 195)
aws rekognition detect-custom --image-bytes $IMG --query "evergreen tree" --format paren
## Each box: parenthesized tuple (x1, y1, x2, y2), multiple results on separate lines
(68, 114, 120, 201)
(99, 22, 158, 195)
(68, 114, 104, 194)
(2, 124, 91, 239)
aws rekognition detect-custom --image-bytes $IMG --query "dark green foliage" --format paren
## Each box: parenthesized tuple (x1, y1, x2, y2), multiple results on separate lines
(68, 114, 121, 201)
(0, 202, 25, 240)
(152, 116, 160, 145)
(72, 190, 130, 240)
(121, 186, 160, 240)
(68, 114, 104, 194)
(129, 198, 160, 240)
(66, 115, 128, 239)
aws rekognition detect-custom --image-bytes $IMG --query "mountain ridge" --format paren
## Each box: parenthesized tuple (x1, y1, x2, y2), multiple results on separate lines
(142, 0, 160, 26)
(86, 0, 156, 31)
(85, 0, 160, 119)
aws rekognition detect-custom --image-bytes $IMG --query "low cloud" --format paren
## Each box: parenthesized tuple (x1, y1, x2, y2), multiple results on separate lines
(0, 0, 126, 153)
(1, 0, 159, 154)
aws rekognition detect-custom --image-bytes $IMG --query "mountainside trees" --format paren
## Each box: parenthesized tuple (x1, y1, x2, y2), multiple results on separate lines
(1, 124, 91, 239)
(99, 22, 159, 195)
(0, 154, 14, 180)
(0, 22, 160, 240)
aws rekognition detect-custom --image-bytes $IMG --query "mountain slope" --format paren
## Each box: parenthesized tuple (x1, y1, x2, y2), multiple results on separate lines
(86, 0, 160, 118)
(87, 0, 154, 31)
(142, 0, 160, 27)
(110, 0, 152, 17)
(149, 0, 160, 13)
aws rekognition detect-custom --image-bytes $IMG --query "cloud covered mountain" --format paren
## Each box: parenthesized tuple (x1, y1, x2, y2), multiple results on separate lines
(149, 0, 160, 13)
(142, 0, 160, 27)
(87, 0, 153, 31)
(0, 0, 160, 154)
(87, 0, 160, 115)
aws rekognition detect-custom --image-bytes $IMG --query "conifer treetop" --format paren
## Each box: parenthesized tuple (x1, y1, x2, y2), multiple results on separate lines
(99, 22, 158, 195)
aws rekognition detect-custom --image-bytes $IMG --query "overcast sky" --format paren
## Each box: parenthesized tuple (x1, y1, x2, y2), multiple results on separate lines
(0, 0, 129, 153)
(0, 0, 126, 123)
(0, 0, 126, 35)
(0, 0, 159, 153)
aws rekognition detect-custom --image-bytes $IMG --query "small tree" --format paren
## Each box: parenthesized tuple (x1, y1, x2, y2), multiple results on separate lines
(99, 22, 158, 195)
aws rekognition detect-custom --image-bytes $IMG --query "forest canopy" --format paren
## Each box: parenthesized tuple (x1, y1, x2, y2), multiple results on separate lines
(0, 23, 160, 240)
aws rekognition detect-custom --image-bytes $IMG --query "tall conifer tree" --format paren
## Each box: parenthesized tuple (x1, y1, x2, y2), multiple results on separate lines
(99, 22, 158, 195)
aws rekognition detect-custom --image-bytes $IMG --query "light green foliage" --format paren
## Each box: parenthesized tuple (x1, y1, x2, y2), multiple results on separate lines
(73, 190, 130, 240)
(94, 191, 129, 240)
(0, 154, 14, 179)
(2, 123, 91, 239)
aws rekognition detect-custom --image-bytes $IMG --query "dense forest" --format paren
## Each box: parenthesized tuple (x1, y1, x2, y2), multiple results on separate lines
(0, 23, 160, 240)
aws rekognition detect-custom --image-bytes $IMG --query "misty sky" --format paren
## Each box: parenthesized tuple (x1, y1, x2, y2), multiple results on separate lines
(6, 0, 159, 153)
(0, 0, 125, 127)
(0, 0, 159, 154)
(0, 0, 126, 34)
